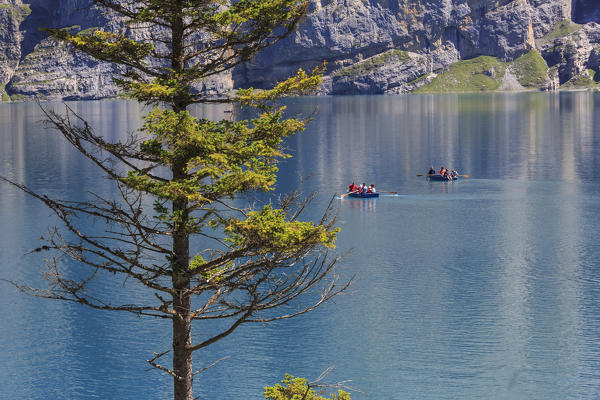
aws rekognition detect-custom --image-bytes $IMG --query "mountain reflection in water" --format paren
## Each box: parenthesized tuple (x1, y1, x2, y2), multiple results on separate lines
(2, 93, 600, 400)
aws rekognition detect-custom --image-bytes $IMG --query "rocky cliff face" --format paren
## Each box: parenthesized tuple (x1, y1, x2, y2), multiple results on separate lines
(0, 0, 26, 100)
(237, 0, 600, 93)
(1, 0, 232, 101)
(1, 0, 600, 100)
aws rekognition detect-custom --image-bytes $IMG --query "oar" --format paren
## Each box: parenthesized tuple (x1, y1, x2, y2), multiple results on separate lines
(378, 190, 398, 194)
(340, 190, 359, 198)
(458, 174, 469, 178)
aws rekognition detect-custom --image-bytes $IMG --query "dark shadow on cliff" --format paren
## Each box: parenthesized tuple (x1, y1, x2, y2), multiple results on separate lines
(18, 0, 95, 60)
(572, 0, 600, 24)
(19, 0, 60, 59)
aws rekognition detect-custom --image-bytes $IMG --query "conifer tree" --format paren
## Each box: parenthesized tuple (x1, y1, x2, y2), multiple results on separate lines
(2, 1, 347, 399)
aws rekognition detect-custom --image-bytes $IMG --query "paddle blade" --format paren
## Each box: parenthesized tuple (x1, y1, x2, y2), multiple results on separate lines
(340, 190, 359, 198)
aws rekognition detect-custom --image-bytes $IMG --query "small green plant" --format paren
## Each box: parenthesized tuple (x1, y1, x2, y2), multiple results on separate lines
(0, 84, 6, 102)
(542, 19, 580, 41)
(335, 49, 410, 78)
(76, 26, 100, 36)
(0, 3, 32, 21)
(19, 4, 31, 18)
(561, 69, 600, 89)
(265, 374, 350, 400)
(9, 94, 25, 101)
(407, 73, 429, 86)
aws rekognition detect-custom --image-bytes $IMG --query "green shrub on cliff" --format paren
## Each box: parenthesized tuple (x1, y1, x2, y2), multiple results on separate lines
(542, 19, 581, 41)
(1, 85, 9, 102)
(0, 3, 31, 22)
(511, 49, 549, 88)
(561, 69, 600, 89)
(335, 49, 410, 78)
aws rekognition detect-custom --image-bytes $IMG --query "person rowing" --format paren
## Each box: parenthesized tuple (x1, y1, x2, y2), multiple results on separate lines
(345, 182, 378, 196)
(428, 165, 435, 175)
(443, 169, 452, 181)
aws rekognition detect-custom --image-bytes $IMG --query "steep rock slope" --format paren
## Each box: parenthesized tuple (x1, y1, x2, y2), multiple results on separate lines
(239, 0, 599, 94)
(1, 0, 600, 100)
(0, 0, 27, 100)
(2, 0, 232, 101)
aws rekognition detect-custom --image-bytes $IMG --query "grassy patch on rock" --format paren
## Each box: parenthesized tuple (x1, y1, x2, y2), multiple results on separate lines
(19, 4, 31, 18)
(11, 76, 65, 86)
(1, 84, 9, 102)
(0, 3, 31, 21)
(408, 73, 430, 85)
(414, 56, 506, 93)
(510, 49, 549, 88)
(543, 19, 581, 41)
(561, 69, 600, 89)
(10, 93, 26, 102)
(77, 26, 100, 36)
(335, 49, 410, 78)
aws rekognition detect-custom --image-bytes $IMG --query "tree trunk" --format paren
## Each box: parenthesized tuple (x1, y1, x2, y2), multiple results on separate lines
(172, 185, 192, 400)
(172, 270, 193, 400)
(170, 5, 193, 399)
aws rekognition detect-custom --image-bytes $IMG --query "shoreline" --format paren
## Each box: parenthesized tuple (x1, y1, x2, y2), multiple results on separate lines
(2, 87, 600, 104)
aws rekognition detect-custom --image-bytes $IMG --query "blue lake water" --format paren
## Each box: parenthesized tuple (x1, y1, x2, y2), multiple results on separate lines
(2, 93, 600, 399)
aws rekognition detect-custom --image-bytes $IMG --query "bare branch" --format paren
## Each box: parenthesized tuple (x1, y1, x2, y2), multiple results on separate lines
(192, 356, 230, 376)
(147, 350, 180, 379)
(308, 366, 363, 396)
(39, 103, 167, 183)
(1, 277, 173, 319)
(188, 299, 257, 352)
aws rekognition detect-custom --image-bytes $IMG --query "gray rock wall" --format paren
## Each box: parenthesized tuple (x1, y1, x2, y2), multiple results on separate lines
(239, 0, 592, 94)
(0, 0, 25, 99)
(1, 0, 600, 100)
(3, 0, 232, 100)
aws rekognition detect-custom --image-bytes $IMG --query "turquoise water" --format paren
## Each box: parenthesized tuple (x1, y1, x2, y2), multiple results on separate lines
(2, 93, 600, 399)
